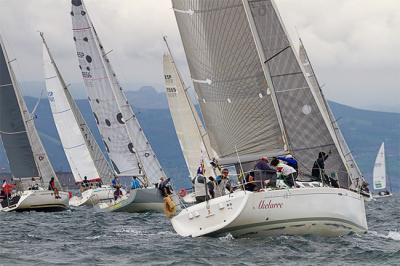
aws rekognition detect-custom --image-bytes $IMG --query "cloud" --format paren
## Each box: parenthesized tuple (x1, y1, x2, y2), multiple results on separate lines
(0, 0, 398, 109)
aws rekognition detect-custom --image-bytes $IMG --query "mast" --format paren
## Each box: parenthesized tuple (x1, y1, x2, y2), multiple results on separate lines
(242, 0, 290, 153)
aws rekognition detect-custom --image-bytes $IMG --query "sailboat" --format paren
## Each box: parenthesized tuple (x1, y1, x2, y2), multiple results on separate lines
(298, 39, 372, 200)
(70, 0, 169, 212)
(0, 35, 69, 212)
(373, 142, 392, 198)
(41, 33, 116, 207)
(169, 0, 367, 237)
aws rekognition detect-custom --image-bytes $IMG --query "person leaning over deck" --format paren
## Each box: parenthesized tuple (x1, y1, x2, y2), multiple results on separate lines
(277, 155, 298, 171)
(214, 168, 233, 197)
(254, 157, 276, 189)
(311, 151, 339, 188)
(194, 174, 210, 203)
(270, 158, 296, 188)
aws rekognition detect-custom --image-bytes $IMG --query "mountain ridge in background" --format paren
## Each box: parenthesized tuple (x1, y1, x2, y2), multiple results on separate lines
(0, 86, 398, 190)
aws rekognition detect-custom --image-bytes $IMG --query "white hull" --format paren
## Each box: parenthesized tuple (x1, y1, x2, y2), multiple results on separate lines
(171, 187, 368, 238)
(96, 187, 165, 213)
(0, 190, 69, 212)
(373, 193, 393, 199)
(69, 185, 115, 207)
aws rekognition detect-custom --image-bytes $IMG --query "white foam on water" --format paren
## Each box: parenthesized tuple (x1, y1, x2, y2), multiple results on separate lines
(219, 233, 235, 241)
(369, 230, 400, 241)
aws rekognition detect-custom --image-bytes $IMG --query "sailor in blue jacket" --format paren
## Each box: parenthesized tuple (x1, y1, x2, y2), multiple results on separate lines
(130, 176, 141, 189)
(276, 155, 298, 171)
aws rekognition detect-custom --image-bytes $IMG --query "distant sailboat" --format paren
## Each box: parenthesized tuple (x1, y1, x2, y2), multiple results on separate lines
(41, 32, 116, 207)
(70, 0, 171, 212)
(373, 142, 392, 198)
(0, 35, 69, 212)
(169, 0, 367, 237)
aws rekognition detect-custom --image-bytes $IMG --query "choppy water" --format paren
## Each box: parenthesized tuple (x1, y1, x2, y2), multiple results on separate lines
(0, 195, 399, 266)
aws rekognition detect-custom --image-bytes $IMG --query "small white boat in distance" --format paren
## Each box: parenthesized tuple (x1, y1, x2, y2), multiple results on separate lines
(373, 142, 392, 199)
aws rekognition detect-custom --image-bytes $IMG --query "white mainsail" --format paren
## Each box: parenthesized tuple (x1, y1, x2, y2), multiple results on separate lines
(42, 33, 113, 184)
(373, 142, 386, 190)
(163, 40, 215, 177)
(298, 39, 363, 188)
(172, 0, 353, 188)
(71, 0, 165, 184)
(0, 35, 60, 189)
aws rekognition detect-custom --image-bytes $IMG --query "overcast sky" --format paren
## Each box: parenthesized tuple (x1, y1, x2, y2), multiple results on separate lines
(0, 0, 399, 111)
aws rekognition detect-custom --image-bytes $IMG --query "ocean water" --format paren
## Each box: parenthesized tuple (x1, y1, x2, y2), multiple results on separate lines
(0, 195, 399, 266)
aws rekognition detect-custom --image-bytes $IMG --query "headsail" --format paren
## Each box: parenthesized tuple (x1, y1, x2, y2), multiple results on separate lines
(71, 0, 165, 184)
(172, 0, 286, 164)
(172, 0, 353, 188)
(0, 35, 59, 188)
(163, 39, 214, 177)
(42, 33, 113, 184)
(299, 39, 363, 188)
(373, 143, 386, 190)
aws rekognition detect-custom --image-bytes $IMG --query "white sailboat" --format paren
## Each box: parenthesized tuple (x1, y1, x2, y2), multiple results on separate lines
(41, 33, 115, 207)
(373, 142, 392, 198)
(0, 35, 69, 212)
(298, 39, 372, 200)
(169, 0, 367, 237)
(70, 0, 168, 212)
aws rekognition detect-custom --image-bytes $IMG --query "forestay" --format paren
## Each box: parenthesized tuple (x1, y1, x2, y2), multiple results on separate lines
(0, 36, 59, 188)
(42, 34, 113, 184)
(172, 0, 286, 164)
(71, 0, 165, 183)
(373, 143, 386, 190)
(299, 39, 363, 188)
(163, 48, 214, 177)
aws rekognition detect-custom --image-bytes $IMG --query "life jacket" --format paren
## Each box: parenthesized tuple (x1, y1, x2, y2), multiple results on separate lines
(194, 175, 208, 197)
(163, 195, 176, 218)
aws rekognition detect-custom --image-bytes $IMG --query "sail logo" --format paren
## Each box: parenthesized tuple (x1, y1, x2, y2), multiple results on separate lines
(258, 200, 284, 209)
(48, 91, 55, 102)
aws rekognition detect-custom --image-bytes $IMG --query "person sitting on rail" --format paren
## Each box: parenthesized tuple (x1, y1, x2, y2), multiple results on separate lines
(244, 171, 257, 191)
(276, 154, 298, 171)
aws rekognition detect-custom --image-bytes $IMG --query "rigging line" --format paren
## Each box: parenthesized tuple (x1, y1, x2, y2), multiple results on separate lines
(264, 46, 291, 63)
(0, 130, 27, 135)
(0, 83, 12, 88)
(31, 86, 46, 116)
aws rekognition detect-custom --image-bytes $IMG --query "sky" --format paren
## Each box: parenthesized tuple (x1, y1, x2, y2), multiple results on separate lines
(0, 0, 399, 111)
